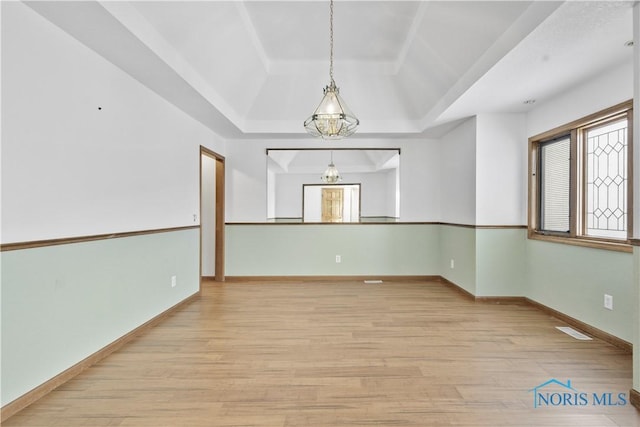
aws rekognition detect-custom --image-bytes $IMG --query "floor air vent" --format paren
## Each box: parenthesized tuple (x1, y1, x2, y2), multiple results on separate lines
(556, 326, 592, 341)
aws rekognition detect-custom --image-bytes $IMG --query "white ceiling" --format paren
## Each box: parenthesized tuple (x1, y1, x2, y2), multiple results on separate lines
(26, 1, 635, 140)
(268, 149, 399, 174)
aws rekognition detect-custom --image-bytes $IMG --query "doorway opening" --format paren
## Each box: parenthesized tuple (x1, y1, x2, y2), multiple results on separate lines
(303, 184, 361, 222)
(200, 146, 225, 286)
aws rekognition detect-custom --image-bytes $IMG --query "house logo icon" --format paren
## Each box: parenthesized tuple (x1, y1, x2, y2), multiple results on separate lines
(528, 379, 583, 408)
(528, 378, 627, 408)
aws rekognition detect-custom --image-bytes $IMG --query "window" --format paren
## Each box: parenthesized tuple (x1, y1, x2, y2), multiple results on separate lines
(529, 100, 633, 251)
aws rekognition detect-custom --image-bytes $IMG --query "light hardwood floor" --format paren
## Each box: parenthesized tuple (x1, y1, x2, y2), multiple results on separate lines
(4, 279, 639, 426)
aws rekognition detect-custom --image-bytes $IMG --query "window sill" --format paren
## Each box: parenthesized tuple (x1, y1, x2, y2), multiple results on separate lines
(528, 231, 632, 253)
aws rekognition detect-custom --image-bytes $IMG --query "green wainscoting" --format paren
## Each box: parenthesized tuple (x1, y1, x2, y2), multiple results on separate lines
(439, 225, 477, 295)
(226, 223, 634, 344)
(476, 228, 527, 297)
(527, 238, 634, 343)
(226, 224, 440, 277)
(1, 228, 199, 406)
(3, 223, 635, 408)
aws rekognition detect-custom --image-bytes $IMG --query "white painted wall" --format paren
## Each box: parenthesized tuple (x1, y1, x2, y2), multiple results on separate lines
(350, 186, 361, 220)
(274, 173, 305, 218)
(439, 115, 528, 298)
(437, 114, 527, 226)
(527, 59, 634, 137)
(226, 139, 270, 222)
(400, 139, 441, 222)
(475, 113, 527, 225)
(439, 117, 477, 225)
(226, 138, 441, 222)
(359, 172, 391, 218)
(267, 168, 276, 219)
(273, 173, 379, 219)
(1, 2, 225, 244)
(343, 186, 354, 221)
(303, 188, 321, 222)
(386, 168, 399, 218)
(1, 2, 221, 407)
(201, 155, 216, 276)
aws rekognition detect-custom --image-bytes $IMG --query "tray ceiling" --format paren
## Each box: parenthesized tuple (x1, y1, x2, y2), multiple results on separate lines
(24, 1, 635, 139)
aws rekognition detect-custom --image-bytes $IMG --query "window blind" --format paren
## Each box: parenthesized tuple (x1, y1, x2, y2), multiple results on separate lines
(539, 137, 570, 233)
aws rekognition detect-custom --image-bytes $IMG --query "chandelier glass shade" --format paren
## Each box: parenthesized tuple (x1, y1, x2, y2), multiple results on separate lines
(321, 152, 342, 183)
(305, 81, 358, 139)
(304, 0, 359, 139)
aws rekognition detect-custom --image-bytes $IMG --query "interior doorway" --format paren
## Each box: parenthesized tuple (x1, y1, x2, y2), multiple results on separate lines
(303, 184, 361, 222)
(321, 188, 344, 222)
(200, 146, 225, 285)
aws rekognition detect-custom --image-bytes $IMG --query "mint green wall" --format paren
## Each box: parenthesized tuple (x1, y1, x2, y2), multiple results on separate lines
(0, 229, 200, 406)
(3, 224, 634, 408)
(476, 229, 527, 297)
(439, 225, 476, 294)
(226, 224, 634, 344)
(226, 224, 440, 276)
(439, 227, 527, 297)
(526, 240, 634, 343)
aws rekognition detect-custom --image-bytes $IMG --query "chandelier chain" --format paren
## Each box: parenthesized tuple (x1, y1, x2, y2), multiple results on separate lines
(329, 0, 334, 84)
(303, 0, 358, 138)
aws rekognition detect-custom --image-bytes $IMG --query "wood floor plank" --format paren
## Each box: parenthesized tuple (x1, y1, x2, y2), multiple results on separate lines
(3, 279, 639, 426)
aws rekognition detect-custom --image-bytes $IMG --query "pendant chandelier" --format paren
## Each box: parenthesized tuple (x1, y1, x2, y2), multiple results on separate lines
(321, 151, 342, 184)
(304, 0, 359, 139)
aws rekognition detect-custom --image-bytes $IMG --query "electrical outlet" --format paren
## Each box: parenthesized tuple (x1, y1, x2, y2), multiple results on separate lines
(335, 255, 341, 263)
(604, 294, 613, 310)
(171, 275, 177, 288)
(450, 259, 455, 269)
